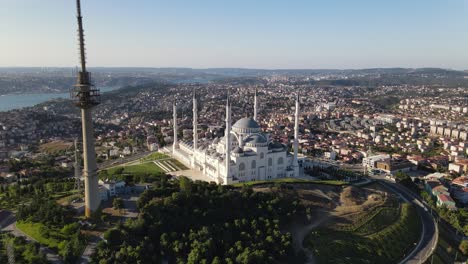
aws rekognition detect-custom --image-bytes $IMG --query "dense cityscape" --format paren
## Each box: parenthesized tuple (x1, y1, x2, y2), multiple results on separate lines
(1, 67, 467, 263)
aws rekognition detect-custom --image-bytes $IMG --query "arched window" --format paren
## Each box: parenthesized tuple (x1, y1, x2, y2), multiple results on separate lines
(268, 158, 272, 166)
(278, 157, 284, 165)
(251, 160, 256, 169)
(260, 153, 264, 159)
(239, 162, 245, 171)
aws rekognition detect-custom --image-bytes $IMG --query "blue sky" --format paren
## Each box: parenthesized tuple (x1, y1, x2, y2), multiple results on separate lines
(1, 0, 467, 69)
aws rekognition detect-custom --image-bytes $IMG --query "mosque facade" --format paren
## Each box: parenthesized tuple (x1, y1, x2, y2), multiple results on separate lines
(171, 90, 301, 185)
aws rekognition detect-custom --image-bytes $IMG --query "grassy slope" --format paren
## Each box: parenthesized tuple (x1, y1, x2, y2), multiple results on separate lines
(16, 221, 61, 249)
(140, 152, 169, 162)
(305, 203, 421, 264)
(233, 178, 347, 187)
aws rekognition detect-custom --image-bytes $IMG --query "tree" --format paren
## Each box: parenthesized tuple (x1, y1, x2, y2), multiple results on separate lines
(61, 223, 80, 236)
(104, 228, 123, 246)
(459, 240, 468, 255)
(112, 198, 125, 214)
(179, 177, 193, 194)
(113, 198, 124, 211)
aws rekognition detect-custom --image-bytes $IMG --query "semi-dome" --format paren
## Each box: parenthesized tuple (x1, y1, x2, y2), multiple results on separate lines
(232, 117, 261, 134)
(269, 141, 285, 152)
(233, 146, 244, 154)
(244, 134, 267, 145)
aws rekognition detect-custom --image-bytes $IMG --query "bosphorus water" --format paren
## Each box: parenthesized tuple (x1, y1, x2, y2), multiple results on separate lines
(0, 86, 118, 112)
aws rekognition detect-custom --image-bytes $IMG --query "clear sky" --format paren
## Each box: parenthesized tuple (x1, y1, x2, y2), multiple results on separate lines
(1, 0, 467, 69)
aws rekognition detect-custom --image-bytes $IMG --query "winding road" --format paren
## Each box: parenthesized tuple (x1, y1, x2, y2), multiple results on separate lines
(376, 179, 438, 264)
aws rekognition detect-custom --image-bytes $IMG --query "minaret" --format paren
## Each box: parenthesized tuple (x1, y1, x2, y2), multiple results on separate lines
(71, 0, 100, 218)
(193, 90, 198, 153)
(225, 93, 232, 183)
(293, 93, 300, 177)
(74, 139, 82, 191)
(173, 101, 178, 152)
(253, 87, 258, 121)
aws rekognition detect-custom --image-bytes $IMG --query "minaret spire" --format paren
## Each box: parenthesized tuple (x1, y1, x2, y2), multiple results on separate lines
(293, 93, 300, 177)
(72, 0, 100, 218)
(173, 101, 178, 152)
(254, 87, 258, 121)
(225, 92, 232, 184)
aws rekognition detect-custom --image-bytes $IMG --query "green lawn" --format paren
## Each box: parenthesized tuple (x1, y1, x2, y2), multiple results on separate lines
(107, 162, 165, 176)
(16, 221, 62, 249)
(170, 159, 189, 170)
(354, 206, 400, 235)
(233, 177, 347, 187)
(140, 152, 169, 162)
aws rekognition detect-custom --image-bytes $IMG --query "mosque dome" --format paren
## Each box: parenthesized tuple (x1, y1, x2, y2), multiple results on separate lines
(244, 134, 268, 147)
(232, 117, 261, 134)
(269, 141, 285, 152)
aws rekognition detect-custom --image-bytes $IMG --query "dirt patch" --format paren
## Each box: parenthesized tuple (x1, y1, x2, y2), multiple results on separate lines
(254, 183, 342, 210)
(254, 182, 395, 228)
(253, 182, 399, 264)
(340, 186, 367, 206)
(39, 140, 73, 153)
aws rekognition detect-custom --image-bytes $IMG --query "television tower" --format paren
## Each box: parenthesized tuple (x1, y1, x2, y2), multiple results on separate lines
(71, 0, 100, 218)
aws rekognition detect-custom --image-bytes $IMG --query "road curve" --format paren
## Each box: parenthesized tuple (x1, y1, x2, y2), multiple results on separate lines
(378, 180, 438, 264)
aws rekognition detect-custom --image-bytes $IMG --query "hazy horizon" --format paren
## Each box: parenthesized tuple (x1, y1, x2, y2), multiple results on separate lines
(0, 66, 466, 71)
(2, 0, 467, 69)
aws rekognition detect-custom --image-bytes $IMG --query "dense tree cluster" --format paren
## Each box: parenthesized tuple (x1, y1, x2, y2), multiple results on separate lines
(17, 196, 74, 226)
(2, 173, 88, 263)
(15, 197, 87, 262)
(0, 176, 75, 210)
(305, 165, 363, 181)
(7, 158, 71, 178)
(421, 190, 468, 236)
(0, 233, 48, 264)
(92, 176, 304, 264)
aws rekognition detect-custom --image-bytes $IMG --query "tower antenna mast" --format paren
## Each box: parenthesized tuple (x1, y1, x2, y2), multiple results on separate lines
(71, 0, 100, 218)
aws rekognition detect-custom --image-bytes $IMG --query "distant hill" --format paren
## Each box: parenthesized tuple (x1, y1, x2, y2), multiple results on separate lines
(0, 67, 466, 95)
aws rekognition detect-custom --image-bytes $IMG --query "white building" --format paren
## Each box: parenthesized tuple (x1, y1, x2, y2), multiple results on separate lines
(362, 154, 391, 169)
(171, 90, 302, 185)
(98, 179, 126, 200)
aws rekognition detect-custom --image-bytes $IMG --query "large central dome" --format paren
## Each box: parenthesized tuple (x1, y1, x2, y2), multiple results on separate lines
(232, 117, 261, 134)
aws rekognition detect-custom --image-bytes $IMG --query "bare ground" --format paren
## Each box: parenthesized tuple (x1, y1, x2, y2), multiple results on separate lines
(254, 182, 396, 263)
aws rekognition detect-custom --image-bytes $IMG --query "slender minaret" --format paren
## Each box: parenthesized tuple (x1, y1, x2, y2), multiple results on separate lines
(173, 101, 178, 152)
(293, 93, 300, 177)
(74, 139, 82, 191)
(253, 87, 258, 121)
(193, 90, 198, 153)
(71, 0, 100, 217)
(225, 93, 232, 183)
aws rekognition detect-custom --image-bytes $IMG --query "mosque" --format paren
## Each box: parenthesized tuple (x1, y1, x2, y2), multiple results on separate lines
(171, 90, 302, 185)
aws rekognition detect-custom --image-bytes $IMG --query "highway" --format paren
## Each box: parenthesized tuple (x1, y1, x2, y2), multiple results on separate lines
(374, 178, 438, 264)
